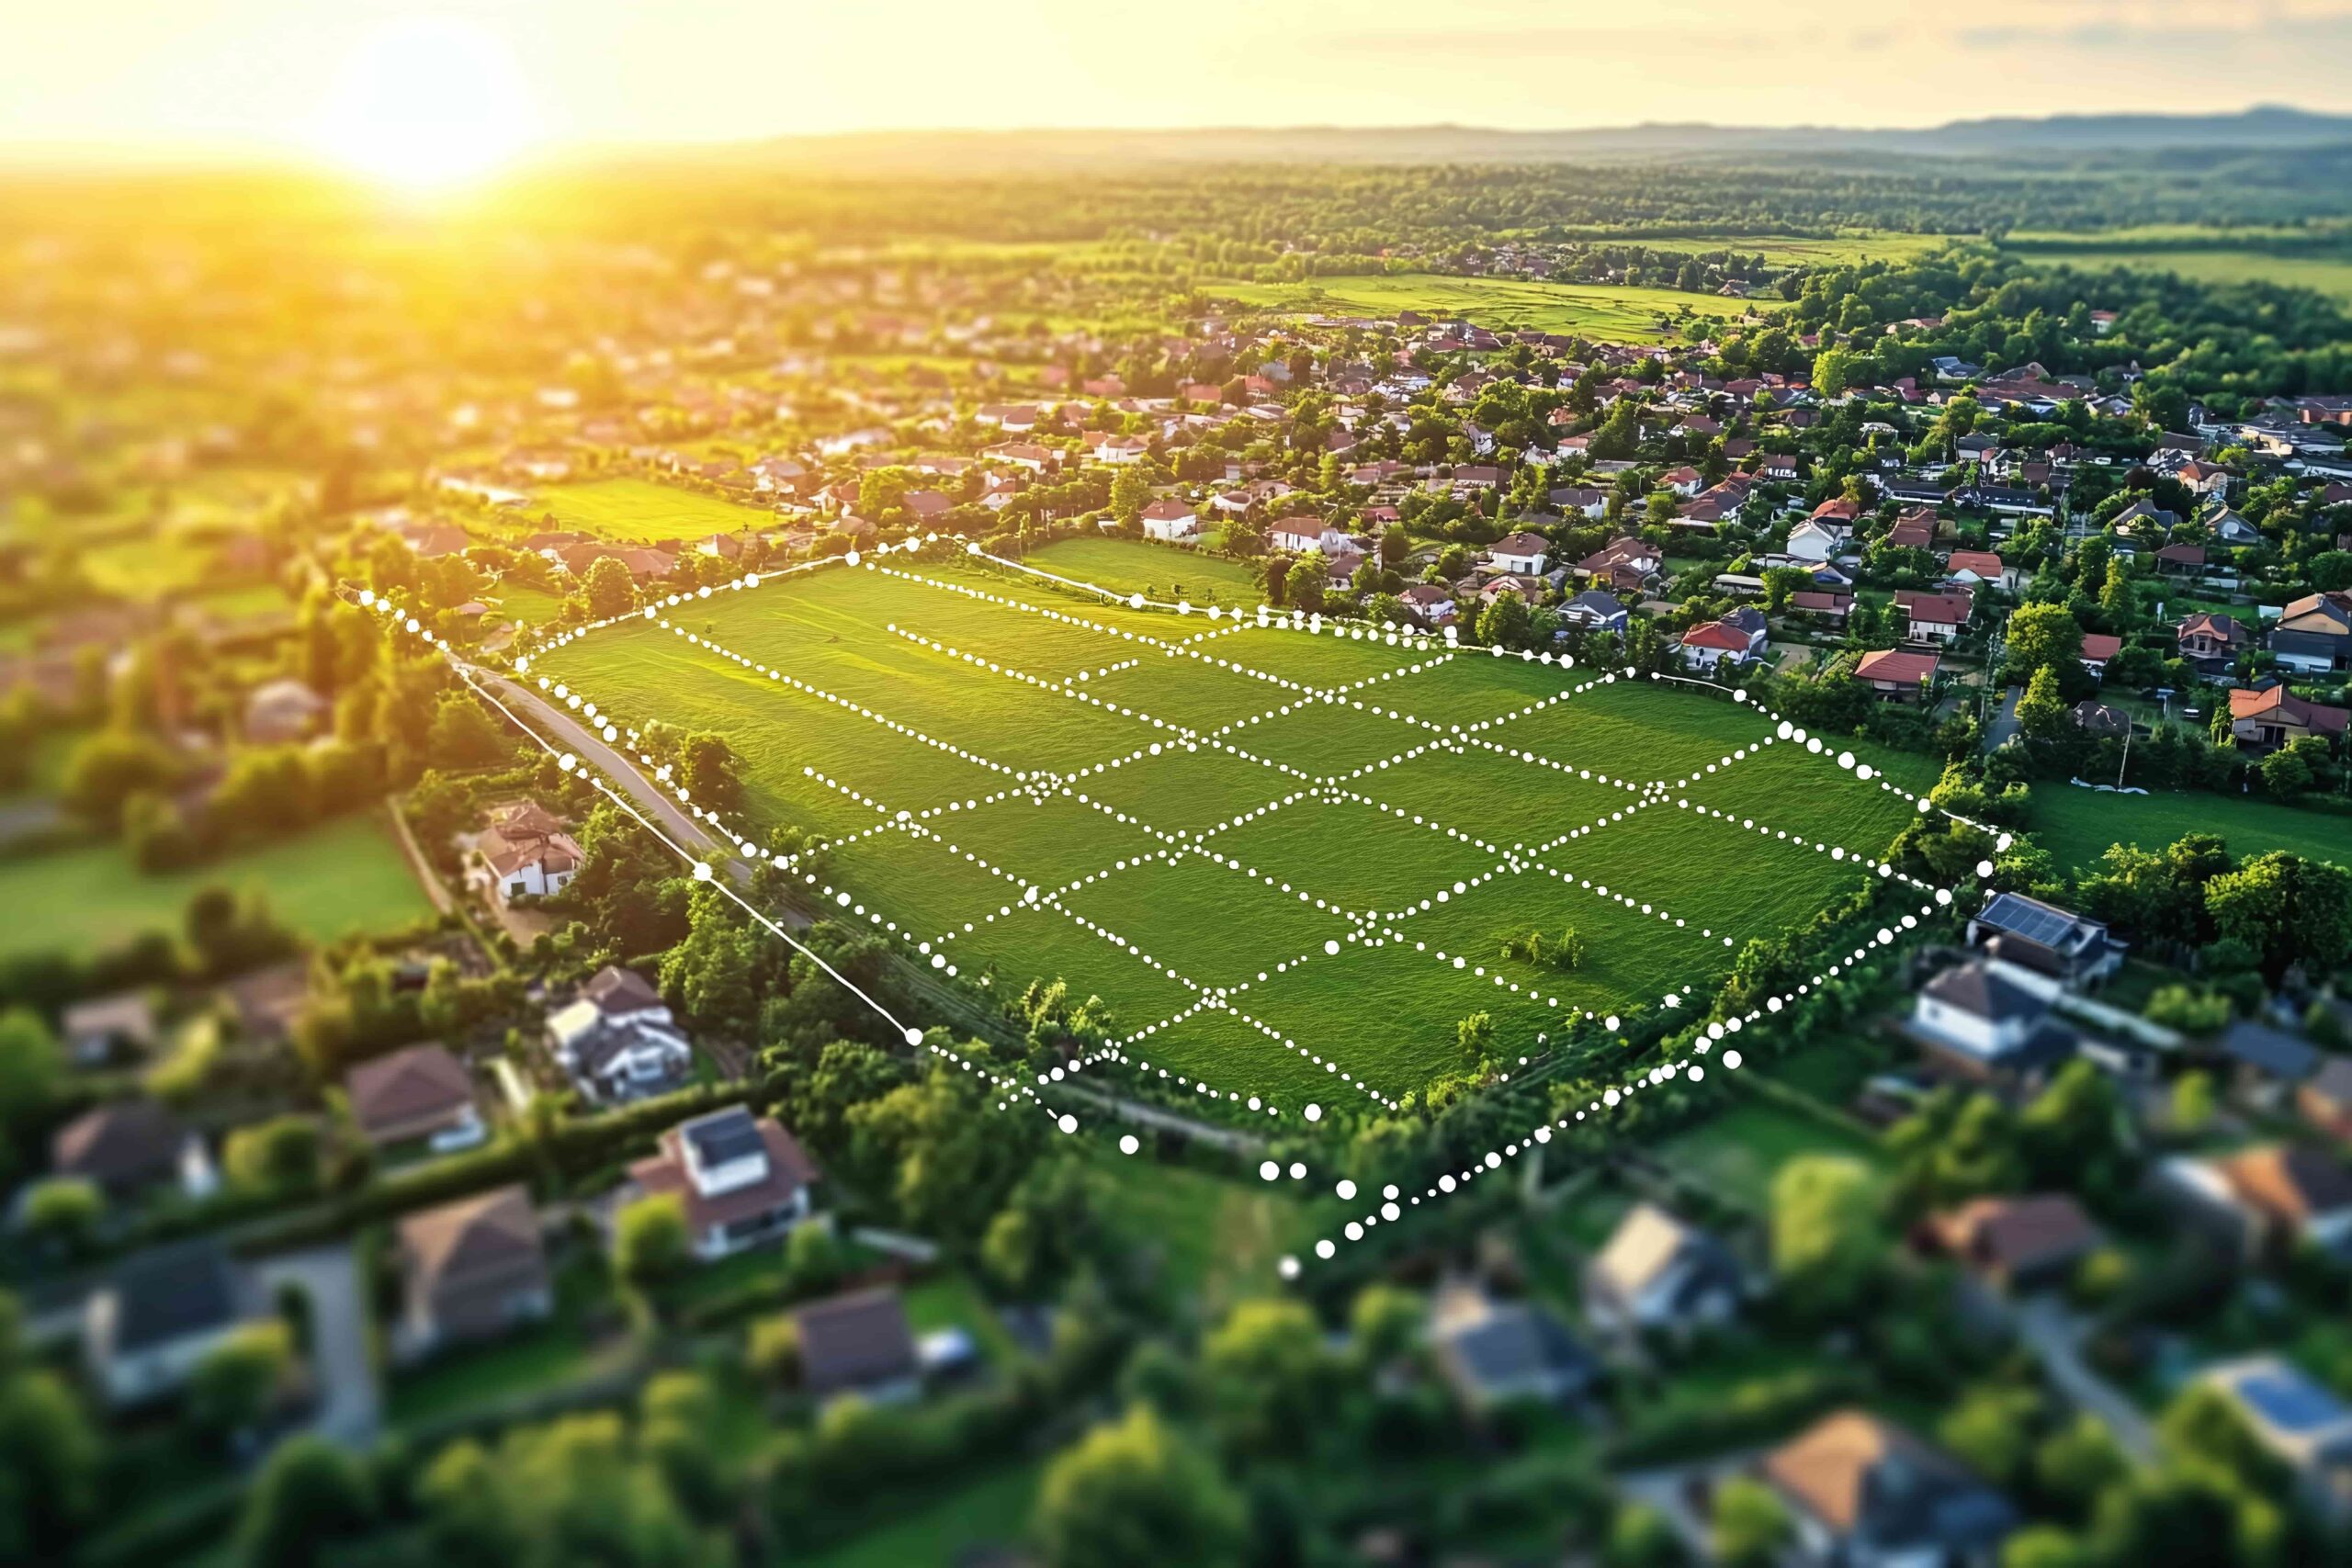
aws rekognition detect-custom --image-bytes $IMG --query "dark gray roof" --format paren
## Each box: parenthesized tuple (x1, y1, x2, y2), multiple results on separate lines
(1923, 962, 2048, 1024)
(795, 1288, 917, 1396)
(1439, 1303, 1596, 1389)
(109, 1246, 240, 1353)
(2221, 1021, 2322, 1082)
(683, 1106, 766, 1167)
(1974, 892, 2105, 956)
(582, 964, 662, 1015)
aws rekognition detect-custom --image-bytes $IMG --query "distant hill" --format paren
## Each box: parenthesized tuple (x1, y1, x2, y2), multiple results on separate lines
(739, 107, 2352, 170)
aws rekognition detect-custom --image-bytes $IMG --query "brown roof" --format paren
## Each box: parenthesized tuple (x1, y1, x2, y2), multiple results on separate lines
(1765, 1410, 1951, 1533)
(399, 1184, 545, 1296)
(1899, 591, 1973, 626)
(479, 825, 582, 879)
(345, 1043, 473, 1143)
(2229, 684, 2351, 736)
(1929, 1194, 2100, 1276)
(2218, 1145, 2352, 1224)
(1855, 649, 1939, 686)
(52, 1100, 185, 1189)
(628, 1116, 820, 1236)
(794, 1287, 918, 1396)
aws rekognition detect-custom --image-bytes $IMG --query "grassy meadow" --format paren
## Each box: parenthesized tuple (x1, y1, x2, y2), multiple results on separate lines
(535, 544, 1929, 1106)
(527, 477, 783, 541)
(1201, 273, 1790, 342)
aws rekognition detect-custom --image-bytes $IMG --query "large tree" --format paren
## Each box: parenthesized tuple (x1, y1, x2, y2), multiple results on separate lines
(1034, 1405, 1245, 1568)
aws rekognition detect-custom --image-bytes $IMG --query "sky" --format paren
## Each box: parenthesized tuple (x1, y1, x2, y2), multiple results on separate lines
(8, 0, 2352, 175)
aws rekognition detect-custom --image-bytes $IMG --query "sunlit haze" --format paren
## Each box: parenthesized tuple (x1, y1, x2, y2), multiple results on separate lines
(9, 0, 2352, 164)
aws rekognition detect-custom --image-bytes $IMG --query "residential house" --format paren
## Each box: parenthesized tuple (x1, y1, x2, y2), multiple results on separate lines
(1574, 536, 1664, 595)
(1965, 892, 2124, 987)
(795, 1286, 921, 1403)
(84, 1244, 255, 1406)
(2216, 1021, 2323, 1112)
(2300, 1057, 2352, 1144)
(1550, 485, 1610, 520)
(2154, 542, 2208, 577)
(2271, 591, 2352, 674)
(544, 964, 695, 1103)
(1583, 1203, 1743, 1337)
(1852, 649, 1939, 703)
(1896, 589, 1973, 646)
(1787, 590, 1854, 626)
(1923, 1194, 2102, 1294)
(478, 800, 582, 906)
(1761, 1410, 2017, 1567)
(2202, 1359, 2352, 1526)
(345, 1043, 484, 1152)
(395, 1185, 552, 1359)
(50, 1100, 215, 1201)
(1679, 615, 1766, 673)
(627, 1106, 820, 1261)
(1785, 518, 1850, 563)
(1905, 960, 2075, 1096)
(61, 992, 158, 1067)
(1560, 590, 1628, 634)
(1658, 465, 1703, 498)
(2077, 632, 2122, 678)
(2072, 700, 2131, 739)
(1138, 499, 1198, 542)
(243, 678, 331, 744)
(2228, 683, 2349, 752)
(1488, 531, 1549, 576)
(1399, 584, 1457, 627)
(1883, 510, 1938, 551)
(1428, 1280, 1600, 1416)
(2159, 1144, 2352, 1262)
(2177, 611, 2252, 670)
(1944, 549, 2006, 590)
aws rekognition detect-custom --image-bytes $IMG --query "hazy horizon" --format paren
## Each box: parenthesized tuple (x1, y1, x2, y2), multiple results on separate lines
(11, 1, 2352, 187)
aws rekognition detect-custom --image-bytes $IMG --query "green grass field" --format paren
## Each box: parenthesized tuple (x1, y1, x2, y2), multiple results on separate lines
(1200, 273, 1790, 343)
(2029, 784, 2352, 874)
(526, 477, 782, 541)
(1615, 232, 1953, 266)
(536, 549, 1935, 1106)
(1999, 243, 2352, 304)
(1022, 536, 1265, 606)
(0, 811, 435, 959)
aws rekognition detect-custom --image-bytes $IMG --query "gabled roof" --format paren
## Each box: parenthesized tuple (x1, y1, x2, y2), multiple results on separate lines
(52, 1100, 185, 1187)
(794, 1287, 918, 1396)
(1854, 649, 1939, 686)
(1766, 1410, 2014, 1549)
(345, 1043, 472, 1139)
(2219, 1021, 2322, 1081)
(104, 1244, 243, 1353)
(399, 1184, 544, 1295)
(1929, 1194, 2101, 1276)
(582, 965, 664, 1016)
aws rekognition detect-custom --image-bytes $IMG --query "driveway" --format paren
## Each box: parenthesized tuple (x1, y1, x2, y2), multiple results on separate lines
(2016, 1295, 2155, 1465)
(254, 1245, 381, 1446)
(1984, 683, 2024, 750)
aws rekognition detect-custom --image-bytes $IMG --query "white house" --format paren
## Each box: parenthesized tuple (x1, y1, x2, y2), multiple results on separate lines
(1487, 531, 1549, 576)
(1091, 434, 1148, 465)
(477, 800, 582, 906)
(627, 1107, 820, 1261)
(1784, 519, 1849, 564)
(546, 966, 695, 1103)
(1138, 499, 1199, 542)
(1400, 584, 1457, 626)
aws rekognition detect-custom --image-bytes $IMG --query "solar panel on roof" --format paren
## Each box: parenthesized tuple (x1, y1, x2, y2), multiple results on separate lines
(2241, 1370, 2346, 1435)
(1986, 894, 2074, 947)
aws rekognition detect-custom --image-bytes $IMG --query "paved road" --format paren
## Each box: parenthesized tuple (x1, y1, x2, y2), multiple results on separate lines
(2017, 1295, 2156, 1465)
(467, 665, 810, 929)
(1985, 683, 2024, 750)
(254, 1245, 381, 1446)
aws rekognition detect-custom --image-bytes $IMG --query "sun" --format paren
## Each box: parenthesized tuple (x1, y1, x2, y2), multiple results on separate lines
(311, 17, 538, 194)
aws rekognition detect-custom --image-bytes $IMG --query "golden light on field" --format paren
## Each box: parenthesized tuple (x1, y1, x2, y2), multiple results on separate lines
(310, 17, 538, 194)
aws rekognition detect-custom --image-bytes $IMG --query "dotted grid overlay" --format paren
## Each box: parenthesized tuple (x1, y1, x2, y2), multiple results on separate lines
(391, 535, 2014, 1268)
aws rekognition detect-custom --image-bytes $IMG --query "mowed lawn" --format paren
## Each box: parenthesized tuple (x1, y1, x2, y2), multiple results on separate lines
(528, 477, 781, 541)
(2029, 784, 2352, 874)
(1201, 273, 1790, 344)
(0, 812, 433, 959)
(1021, 536, 1266, 606)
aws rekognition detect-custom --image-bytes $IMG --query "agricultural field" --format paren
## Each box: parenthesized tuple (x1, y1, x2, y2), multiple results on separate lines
(1604, 231, 1954, 266)
(534, 541, 1941, 1110)
(525, 477, 784, 541)
(1200, 273, 1790, 343)
(1021, 535, 1265, 606)
(1997, 239, 2352, 304)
